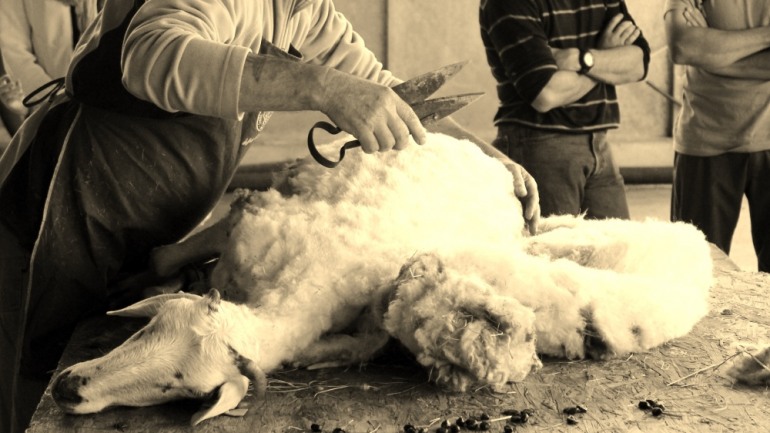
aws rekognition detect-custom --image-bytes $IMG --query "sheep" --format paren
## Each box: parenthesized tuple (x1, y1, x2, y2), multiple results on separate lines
(51, 132, 713, 424)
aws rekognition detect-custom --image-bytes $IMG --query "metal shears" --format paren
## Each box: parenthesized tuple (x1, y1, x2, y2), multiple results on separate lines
(307, 61, 484, 168)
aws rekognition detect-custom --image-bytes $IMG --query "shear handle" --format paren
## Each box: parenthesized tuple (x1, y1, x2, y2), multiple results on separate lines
(307, 121, 362, 169)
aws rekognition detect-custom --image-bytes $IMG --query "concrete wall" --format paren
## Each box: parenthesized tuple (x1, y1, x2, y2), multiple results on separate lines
(253, 0, 676, 167)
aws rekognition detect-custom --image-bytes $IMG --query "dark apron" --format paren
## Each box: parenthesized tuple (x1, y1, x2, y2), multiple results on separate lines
(0, 3, 298, 421)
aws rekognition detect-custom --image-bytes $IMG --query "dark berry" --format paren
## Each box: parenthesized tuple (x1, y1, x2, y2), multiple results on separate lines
(501, 409, 520, 417)
(519, 412, 529, 424)
(638, 400, 650, 410)
(441, 420, 450, 428)
(480, 413, 490, 421)
(404, 424, 416, 433)
(576, 405, 587, 414)
(566, 415, 579, 425)
(311, 424, 322, 432)
(479, 421, 491, 431)
(455, 417, 465, 428)
(332, 428, 346, 433)
(449, 425, 460, 433)
(646, 399, 658, 408)
(562, 406, 578, 415)
(436, 428, 447, 433)
(521, 409, 534, 417)
(651, 407, 664, 417)
(503, 426, 513, 433)
(509, 415, 522, 424)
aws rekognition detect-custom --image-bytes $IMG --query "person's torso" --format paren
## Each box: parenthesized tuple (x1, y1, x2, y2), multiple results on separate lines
(490, 0, 623, 132)
(677, 0, 770, 155)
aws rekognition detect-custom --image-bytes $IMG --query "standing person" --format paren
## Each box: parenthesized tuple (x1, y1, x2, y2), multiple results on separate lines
(0, 1, 540, 432)
(0, 0, 100, 97)
(480, 0, 650, 219)
(665, 1, 770, 272)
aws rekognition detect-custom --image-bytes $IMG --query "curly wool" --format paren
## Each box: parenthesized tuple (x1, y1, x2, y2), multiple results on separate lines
(209, 132, 713, 391)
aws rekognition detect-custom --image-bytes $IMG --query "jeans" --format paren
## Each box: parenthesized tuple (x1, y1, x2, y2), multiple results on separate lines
(493, 125, 630, 219)
(672, 150, 770, 273)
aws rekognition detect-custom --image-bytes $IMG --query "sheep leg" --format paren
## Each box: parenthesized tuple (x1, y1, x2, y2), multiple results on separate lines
(292, 311, 391, 369)
(150, 211, 236, 278)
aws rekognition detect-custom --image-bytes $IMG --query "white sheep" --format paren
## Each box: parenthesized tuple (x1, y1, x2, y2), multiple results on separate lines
(51, 132, 713, 424)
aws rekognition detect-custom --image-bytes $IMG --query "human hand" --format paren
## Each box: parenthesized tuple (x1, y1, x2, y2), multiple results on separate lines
(550, 47, 580, 72)
(0, 75, 27, 116)
(504, 161, 540, 235)
(683, 7, 708, 27)
(320, 71, 427, 154)
(598, 14, 641, 49)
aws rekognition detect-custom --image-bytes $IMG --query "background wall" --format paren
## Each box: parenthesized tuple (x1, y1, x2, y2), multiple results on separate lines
(252, 0, 677, 170)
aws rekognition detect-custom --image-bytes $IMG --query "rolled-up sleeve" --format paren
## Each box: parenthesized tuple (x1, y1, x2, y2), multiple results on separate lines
(296, 0, 397, 86)
(480, 0, 557, 104)
(122, 0, 250, 119)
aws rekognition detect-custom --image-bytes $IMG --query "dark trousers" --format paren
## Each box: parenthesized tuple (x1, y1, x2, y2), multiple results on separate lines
(672, 151, 770, 273)
(493, 125, 630, 219)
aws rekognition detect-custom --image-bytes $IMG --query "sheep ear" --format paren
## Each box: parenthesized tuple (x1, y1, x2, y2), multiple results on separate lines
(107, 292, 201, 318)
(204, 288, 221, 314)
(191, 376, 249, 426)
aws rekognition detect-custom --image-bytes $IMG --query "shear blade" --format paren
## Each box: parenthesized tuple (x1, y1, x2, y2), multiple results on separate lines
(391, 61, 469, 105)
(413, 92, 485, 126)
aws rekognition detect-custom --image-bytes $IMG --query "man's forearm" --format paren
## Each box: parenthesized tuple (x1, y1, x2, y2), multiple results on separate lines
(531, 71, 597, 113)
(705, 49, 770, 79)
(665, 10, 770, 68)
(238, 54, 330, 113)
(588, 46, 645, 84)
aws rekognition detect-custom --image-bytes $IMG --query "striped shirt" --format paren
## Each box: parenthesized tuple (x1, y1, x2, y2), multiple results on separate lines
(479, 0, 650, 132)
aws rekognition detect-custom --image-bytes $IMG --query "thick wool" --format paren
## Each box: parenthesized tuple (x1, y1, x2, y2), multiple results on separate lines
(210, 132, 713, 390)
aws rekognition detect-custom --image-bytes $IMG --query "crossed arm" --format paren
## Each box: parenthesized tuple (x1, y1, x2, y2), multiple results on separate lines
(665, 5, 770, 79)
(533, 14, 647, 113)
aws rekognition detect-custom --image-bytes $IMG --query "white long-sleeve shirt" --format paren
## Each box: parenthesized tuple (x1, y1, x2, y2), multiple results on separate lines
(68, 0, 396, 120)
(0, 0, 99, 95)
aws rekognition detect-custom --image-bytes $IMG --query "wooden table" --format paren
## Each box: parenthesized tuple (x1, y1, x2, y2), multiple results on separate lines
(28, 246, 770, 433)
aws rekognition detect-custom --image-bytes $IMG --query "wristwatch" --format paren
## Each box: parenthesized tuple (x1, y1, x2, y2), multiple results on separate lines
(578, 49, 594, 75)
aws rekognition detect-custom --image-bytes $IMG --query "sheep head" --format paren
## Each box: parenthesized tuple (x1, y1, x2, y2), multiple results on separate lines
(51, 289, 266, 425)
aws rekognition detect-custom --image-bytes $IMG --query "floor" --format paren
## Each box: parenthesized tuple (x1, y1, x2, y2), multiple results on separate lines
(626, 184, 757, 272)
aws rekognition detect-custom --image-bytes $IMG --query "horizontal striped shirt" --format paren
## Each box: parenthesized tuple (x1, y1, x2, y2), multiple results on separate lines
(479, 0, 650, 132)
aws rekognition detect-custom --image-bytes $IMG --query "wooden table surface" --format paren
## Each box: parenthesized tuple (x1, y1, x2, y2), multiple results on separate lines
(28, 246, 770, 433)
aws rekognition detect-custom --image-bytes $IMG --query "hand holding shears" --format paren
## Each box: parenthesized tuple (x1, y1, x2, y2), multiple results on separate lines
(308, 62, 483, 168)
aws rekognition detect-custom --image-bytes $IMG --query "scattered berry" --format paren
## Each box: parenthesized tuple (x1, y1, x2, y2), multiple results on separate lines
(435, 428, 447, 433)
(562, 406, 578, 415)
(501, 409, 520, 417)
(638, 400, 650, 410)
(521, 409, 535, 417)
(576, 405, 588, 414)
(449, 425, 460, 433)
(480, 413, 490, 421)
(566, 415, 579, 425)
(479, 421, 490, 431)
(503, 426, 513, 433)
(519, 412, 529, 424)
(311, 424, 322, 432)
(651, 407, 664, 417)
(332, 428, 346, 433)
(441, 420, 450, 428)
(646, 399, 658, 408)
(404, 424, 416, 433)
(455, 417, 465, 428)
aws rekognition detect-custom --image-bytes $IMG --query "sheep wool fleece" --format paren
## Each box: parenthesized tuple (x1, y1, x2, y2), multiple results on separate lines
(211, 132, 714, 391)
